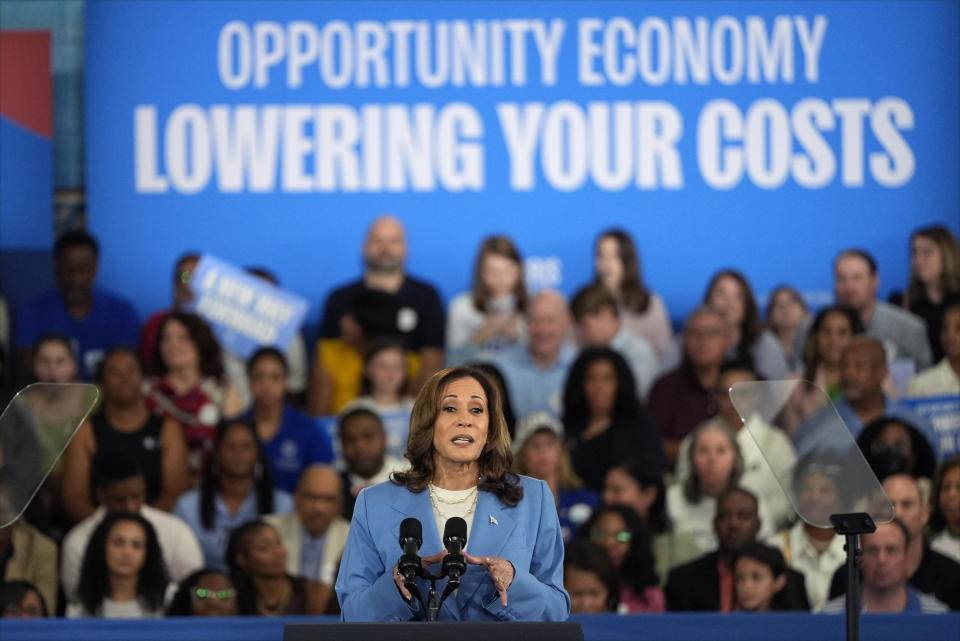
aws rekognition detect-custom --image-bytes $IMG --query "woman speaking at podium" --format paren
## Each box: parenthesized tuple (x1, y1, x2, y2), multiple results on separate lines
(335, 366, 570, 621)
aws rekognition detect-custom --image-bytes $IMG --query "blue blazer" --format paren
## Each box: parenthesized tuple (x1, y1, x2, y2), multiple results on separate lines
(335, 475, 570, 622)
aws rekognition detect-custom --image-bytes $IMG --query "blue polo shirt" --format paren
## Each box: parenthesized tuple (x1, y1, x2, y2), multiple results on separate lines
(14, 289, 139, 380)
(492, 344, 576, 420)
(244, 405, 335, 493)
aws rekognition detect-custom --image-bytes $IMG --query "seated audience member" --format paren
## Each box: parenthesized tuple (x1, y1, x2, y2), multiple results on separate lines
(342, 339, 416, 461)
(0, 519, 57, 613)
(139, 252, 199, 370)
(264, 464, 349, 614)
(309, 289, 417, 416)
(602, 457, 702, 585)
(779, 306, 864, 436)
(492, 289, 576, 420)
(828, 472, 960, 610)
(895, 226, 960, 362)
(512, 412, 598, 542)
(61, 458, 203, 607)
(243, 348, 333, 493)
(821, 519, 948, 614)
(676, 363, 796, 536)
(14, 230, 139, 382)
(648, 306, 730, 470)
(765, 285, 809, 374)
(446, 235, 527, 364)
(906, 302, 960, 397)
(704, 269, 789, 381)
(30, 333, 78, 384)
(666, 422, 743, 553)
(0, 580, 48, 618)
(665, 487, 808, 612)
(592, 229, 673, 363)
(766, 455, 846, 611)
(793, 337, 937, 460)
(857, 416, 937, 480)
(928, 456, 960, 563)
(570, 284, 658, 400)
(61, 348, 191, 522)
(165, 568, 238, 616)
(226, 519, 309, 615)
(581, 504, 665, 613)
(563, 347, 663, 492)
(145, 312, 243, 479)
(337, 408, 406, 519)
(173, 420, 293, 570)
(734, 543, 804, 611)
(67, 512, 172, 618)
(316, 216, 445, 398)
(832, 248, 932, 371)
(564, 539, 620, 614)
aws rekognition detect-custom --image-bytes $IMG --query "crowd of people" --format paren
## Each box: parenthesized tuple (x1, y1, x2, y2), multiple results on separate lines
(1, 216, 959, 620)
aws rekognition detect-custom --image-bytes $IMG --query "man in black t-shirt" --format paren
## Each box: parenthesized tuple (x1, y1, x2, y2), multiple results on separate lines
(315, 216, 445, 395)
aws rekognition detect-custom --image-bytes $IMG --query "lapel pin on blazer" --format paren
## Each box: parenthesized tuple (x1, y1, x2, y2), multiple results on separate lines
(489, 515, 498, 526)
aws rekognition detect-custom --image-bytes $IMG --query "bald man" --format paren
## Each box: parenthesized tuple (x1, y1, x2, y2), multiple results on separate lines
(827, 474, 960, 610)
(314, 217, 445, 406)
(492, 290, 576, 420)
(265, 465, 349, 590)
(793, 337, 937, 459)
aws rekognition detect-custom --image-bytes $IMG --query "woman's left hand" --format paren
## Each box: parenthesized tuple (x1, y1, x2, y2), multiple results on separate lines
(463, 552, 515, 606)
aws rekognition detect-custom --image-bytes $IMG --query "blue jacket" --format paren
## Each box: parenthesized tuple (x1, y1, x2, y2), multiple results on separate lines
(335, 475, 570, 622)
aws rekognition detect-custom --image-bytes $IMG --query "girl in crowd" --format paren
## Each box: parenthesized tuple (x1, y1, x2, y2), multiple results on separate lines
(244, 348, 333, 494)
(166, 568, 238, 616)
(765, 285, 809, 374)
(173, 420, 293, 570)
(602, 457, 702, 585)
(343, 338, 416, 461)
(897, 225, 960, 361)
(666, 421, 744, 553)
(226, 520, 308, 616)
(146, 312, 243, 480)
(593, 229, 673, 362)
(562, 348, 664, 492)
(61, 348, 191, 522)
(580, 504, 665, 613)
(703, 269, 789, 380)
(446, 235, 527, 364)
(69, 512, 170, 618)
(512, 412, 598, 542)
(0, 580, 48, 618)
(733, 543, 799, 611)
(928, 456, 960, 563)
(857, 416, 937, 480)
(779, 306, 864, 436)
(563, 539, 620, 614)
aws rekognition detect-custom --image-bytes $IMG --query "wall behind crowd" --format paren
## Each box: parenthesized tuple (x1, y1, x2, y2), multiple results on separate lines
(81, 0, 958, 326)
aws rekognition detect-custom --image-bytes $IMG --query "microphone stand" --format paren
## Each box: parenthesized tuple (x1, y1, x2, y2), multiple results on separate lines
(830, 513, 876, 641)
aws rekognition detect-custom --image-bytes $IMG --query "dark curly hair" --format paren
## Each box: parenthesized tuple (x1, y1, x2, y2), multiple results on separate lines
(152, 311, 224, 380)
(562, 347, 640, 436)
(200, 420, 275, 530)
(76, 511, 168, 616)
(225, 519, 272, 616)
(564, 539, 620, 613)
(606, 456, 670, 534)
(580, 503, 659, 594)
(391, 366, 522, 507)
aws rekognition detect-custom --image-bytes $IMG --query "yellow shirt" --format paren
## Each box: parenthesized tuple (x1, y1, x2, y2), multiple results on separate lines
(317, 339, 421, 413)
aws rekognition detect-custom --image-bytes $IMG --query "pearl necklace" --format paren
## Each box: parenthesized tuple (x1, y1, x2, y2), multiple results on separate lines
(428, 484, 478, 519)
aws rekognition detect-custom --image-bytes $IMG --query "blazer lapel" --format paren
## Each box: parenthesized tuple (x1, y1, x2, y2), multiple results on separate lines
(457, 491, 516, 609)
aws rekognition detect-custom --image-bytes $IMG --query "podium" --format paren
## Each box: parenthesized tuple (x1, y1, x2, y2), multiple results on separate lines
(283, 622, 583, 641)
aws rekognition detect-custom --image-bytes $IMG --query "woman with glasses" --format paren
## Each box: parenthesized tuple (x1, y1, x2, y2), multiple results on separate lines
(579, 504, 664, 613)
(166, 569, 238, 616)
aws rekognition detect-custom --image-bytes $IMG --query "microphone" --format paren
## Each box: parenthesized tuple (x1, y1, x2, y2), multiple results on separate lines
(397, 517, 423, 584)
(441, 517, 468, 582)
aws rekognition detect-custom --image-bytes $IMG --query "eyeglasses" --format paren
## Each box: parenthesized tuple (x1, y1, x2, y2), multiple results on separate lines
(589, 527, 632, 544)
(191, 588, 236, 601)
(3, 603, 43, 617)
(178, 269, 193, 284)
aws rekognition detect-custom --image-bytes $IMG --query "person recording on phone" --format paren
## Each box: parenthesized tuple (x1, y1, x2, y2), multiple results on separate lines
(335, 366, 570, 622)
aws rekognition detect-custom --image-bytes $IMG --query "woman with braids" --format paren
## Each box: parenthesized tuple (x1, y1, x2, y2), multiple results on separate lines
(335, 366, 569, 621)
(173, 419, 292, 570)
(67, 512, 171, 618)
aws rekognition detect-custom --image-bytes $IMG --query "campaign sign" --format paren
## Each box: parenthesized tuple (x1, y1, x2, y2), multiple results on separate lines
(187, 254, 309, 358)
(897, 395, 960, 460)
